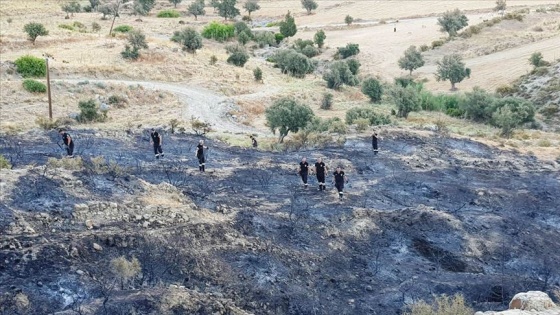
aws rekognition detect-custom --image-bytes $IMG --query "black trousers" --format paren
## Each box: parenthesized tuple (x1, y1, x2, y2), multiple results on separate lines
(300, 172, 308, 184)
(153, 144, 163, 155)
(335, 182, 344, 192)
(316, 173, 325, 184)
(66, 142, 74, 156)
(198, 155, 205, 165)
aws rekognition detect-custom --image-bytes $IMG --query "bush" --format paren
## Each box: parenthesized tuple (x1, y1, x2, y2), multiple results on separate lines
(157, 9, 181, 18)
(23, 22, 49, 45)
(300, 45, 319, 58)
(273, 49, 314, 78)
(419, 44, 430, 52)
(14, 55, 46, 77)
(254, 31, 276, 48)
(226, 44, 250, 67)
(209, 55, 218, 65)
(491, 97, 535, 134)
(431, 39, 445, 48)
(495, 84, 517, 96)
(191, 117, 212, 135)
(346, 58, 360, 75)
(121, 29, 148, 60)
(314, 29, 326, 48)
(202, 21, 235, 42)
(22, 79, 46, 93)
(92, 22, 101, 32)
(59, 24, 75, 31)
(47, 156, 84, 170)
(529, 52, 549, 68)
(361, 78, 383, 103)
(107, 95, 127, 108)
(504, 11, 524, 21)
(336, 43, 360, 59)
(394, 76, 416, 88)
(0, 155, 11, 170)
(459, 87, 494, 121)
(171, 27, 203, 53)
(234, 21, 252, 37)
(279, 11, 297, 37)
(404, 294, 473, 315)
(320, 92, 333, 110)
(253, 67, 263, 82)
(391, 85, 421, 118)
(237, 31, 251, 45)
(113, 25, 133, 33)
(274, 33, 285, 44)
(77, 99, 107, 123)
(344, 15, 354, 25)
(323, 61, 359, 89)
(354, 118, 370, 132)
(346, 107, 391, 125)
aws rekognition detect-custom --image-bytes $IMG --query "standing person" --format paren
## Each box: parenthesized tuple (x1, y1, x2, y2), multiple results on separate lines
(195, 140, 208, 172)
(372, 132, 379, 155)
(298, 157, 309, 189)
(59, 129, 74, 157)
(250, 135, 258, 148)
(150, 128, 164, 159)
(312, 157, 328, 191)
(333, 166, 348, 200)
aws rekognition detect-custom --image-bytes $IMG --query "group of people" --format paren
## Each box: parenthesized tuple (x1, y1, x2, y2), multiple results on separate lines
(58, 128, 381, 200)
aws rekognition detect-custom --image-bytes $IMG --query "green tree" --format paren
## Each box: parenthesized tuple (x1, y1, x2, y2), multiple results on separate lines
(253, 67, 263, 82)
(89, 0, 100, 10)
(491, 97, 535, 137)
(238, 31, 251, 45)
(188, 0, 206, 20)
(274, 49, 314, 78)
(336, 43, 359, 59)
(226, 44, 249, 66)
(398, 45, 425, 75)
(62, 1, 81, 18)
(346, 58, 360, 75)
(435, 54, 471, 90)
(437, 9, 468, 37)
(121, 29, 148, 60)
(460, 87, 495, 121)
(361, 78, 383, 103)
(23, 23, 49, 45)
(391, 85, 421, 118)
(169, 0, 183, 8)
(279, 11, 297, 37)
(243, 0, 260, 17)
(301, 0, 318, 15)
(171, 27, 203, 53)
(134, 0, 156, 15)
(344, 15, 353, 25)
(265, 97, 314, 142)
(323, 61, 359, 89)
(494, 0, 506, 16)
(217, 0, 240, 20)
(313, 29, 326, 48)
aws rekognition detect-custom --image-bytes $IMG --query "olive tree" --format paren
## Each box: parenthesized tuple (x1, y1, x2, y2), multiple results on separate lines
(323, 61, 359, 90)
(398, 45, 425, 75)
(437, 9, 468, 37)
(301, 0, 318, 15)
(217, 0, 240, 20)
(23, 23, 49, 45)
(169, 0, 182, 8)
(313, 29, 326, 48)
(188, 0, 206, 20)
(265, 97, 314, 142)
(171, 27, 203, 53)
(361, 78, 383, 103)
(390, 85, 421, 118)
(243, 0, 260, 17)
(435, 54, 471, 90)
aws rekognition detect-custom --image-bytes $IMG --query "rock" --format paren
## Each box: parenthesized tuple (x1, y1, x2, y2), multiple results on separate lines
(509, 291, 556, 311)
(76, 270, 84, 275)
(93, 243, 103, 251)
(85, 220, 93, 230)
(142, 221, 149, 228)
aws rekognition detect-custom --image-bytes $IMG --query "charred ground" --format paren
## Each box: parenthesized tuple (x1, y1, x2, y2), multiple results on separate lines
(0, 128, 559, 314)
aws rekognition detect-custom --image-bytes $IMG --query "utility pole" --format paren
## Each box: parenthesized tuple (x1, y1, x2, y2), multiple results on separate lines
(46, 57, 52, 120)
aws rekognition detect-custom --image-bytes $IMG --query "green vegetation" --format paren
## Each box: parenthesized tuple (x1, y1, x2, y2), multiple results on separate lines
(346, 107, 390, 125)
(253, 67, 263, 82)
(346, 58, 360, 75)
(59, 24, 75, 31)
(435, 54, 471, 90)
(320, 92, 333, 110)
(274, 33, 285, 44)
(391, 85, 421, 118)
(113, 25, 133, 33)
(323, 61, 359, 89)
(361, 78, 383, 103)
(202, 21, 235, 42)
(171, 27, 203, 53)
(216, 0, 240, 20)
(15, 55, 46, 77)
(169, 0, 182, 8)
(77, 99, 108, 123)
(398, 45, 425, 75)
(22, 79, 47, 93)
(271, 49, 314, 78)
(226, 44, 250, 67)
(121, 30, 148, 60)
(187, 0, 205, 20)
(134, 0, 156, 16)
(437, 9, 468, 37)
(494, 0, 507, 15)
(61, 1, 81, 18)
(301, 0, 318, 15)
(314, 29, 326, 48)
(279, 11, 297, 38)
(0, 155, 12, 170)
(293, 39, 319, 57)
(157, 9, 181, 18)
(254, 31, 275, 47)
(23, 23, 48, 45)
(345, 15, 354, 26)
(336, 43, 360, 59)
(243, 0, 260, 16)
(92, 22, 101, 32)
(529, 52, 549, 68)
(266, 97, 315, 142)
(404, 294, 473, 315)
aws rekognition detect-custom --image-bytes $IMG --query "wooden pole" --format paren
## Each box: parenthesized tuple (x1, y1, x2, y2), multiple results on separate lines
(46, 58, 52, 120)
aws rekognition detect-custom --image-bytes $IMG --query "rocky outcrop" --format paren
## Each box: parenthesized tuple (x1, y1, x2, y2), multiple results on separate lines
(476, 291, 559, 315)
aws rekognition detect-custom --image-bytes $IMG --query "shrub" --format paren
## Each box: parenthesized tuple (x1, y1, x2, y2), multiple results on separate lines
(504, 11, 524, 21)
(23, 22, 49, 45)
(22, 79, 46, 93)
(459, 87, 494, 121)
(329, 120, 347, 133)
(459, 25, 482, 38)
(254, 31, 276, 47)
(354, 118, 370, 132)
(266, 97, 314, 142)
(92, 22, 101, 32)
(234, 21, 252, 37)
(495, 84, 517, 96)
(35, 116, 60, 130)
(404, 294, 473, 315)
(274, 32, 285, 44)
(336, 43, 360, 59)
(0, 155, 11, 170)
(300, 45, 319, 58)
(419, 44, 430, 52)
(107, 95, 127, 108)
(59, 24, 75, 31)
(113, 25, 133, 33)
(323, 61, 359, 89)
(121, 29, 148, 60)
(210, 55, 218, 65)
(111, 256, 141, 288)
(171, 27, 203, 53)
(346, 58, 360, 75)
(191, 117, 212, 135)
(344, 15, 354, 25)
(361, 78, 383, 103)
(253, 67, 263, 82)
(157, 9, 181, 18)
(243, 0, 260, 16)
(491, 97, 535, 127)
(47, 156, 84, 170)
(529, 52, 549, 68)
(390, 85, 421, 118)
(14, 55, 46, 77)
(394, 76, 415, 88)
(226, 44, 250, 67)
(62, 1, 81, 18)
(280, 11, 297, 37)
(431, 39, 445, 48)
(202, 21, 235, 42)
(320, 92, 333, 110)
(273, 49, 314, 78)
(237, 31, 251, 45)
(77, 99, 107, 123)
(345, 107, 391, 125)
(314, 29, 326, 48)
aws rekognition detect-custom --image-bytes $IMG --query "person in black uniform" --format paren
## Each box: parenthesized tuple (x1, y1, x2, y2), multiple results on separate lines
(150, 128, 164, 159)
(195, 140, 208, 172)
(298, 157, 309, 188)
(312, 157, 328, 191)
(372, 132, 379, 155)
(333, 166, 348, 200)
(250, 135, 258, 148)
(59, 129, 74, 157)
